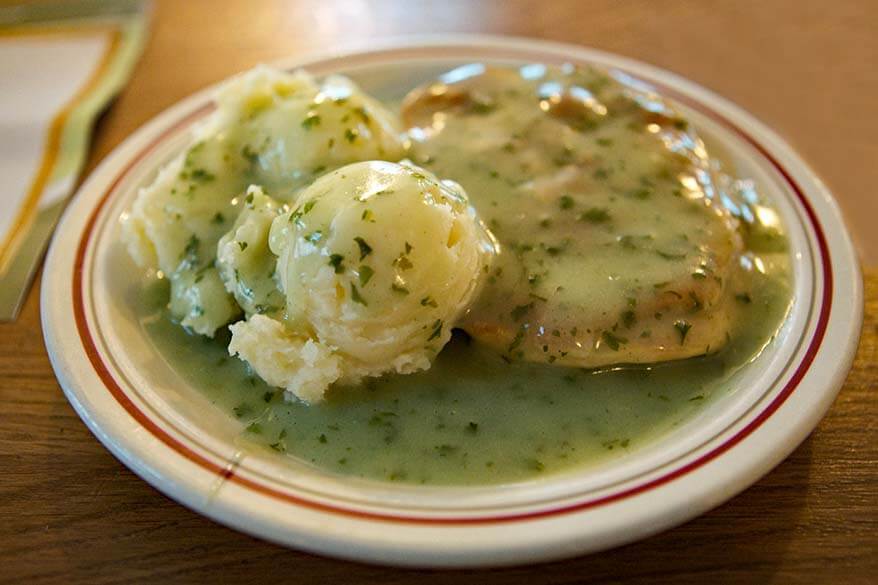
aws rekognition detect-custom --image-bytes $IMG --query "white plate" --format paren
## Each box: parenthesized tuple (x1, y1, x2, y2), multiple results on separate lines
(41, 36, 862, 568)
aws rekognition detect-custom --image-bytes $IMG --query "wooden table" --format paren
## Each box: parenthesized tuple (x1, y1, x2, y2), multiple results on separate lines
(2, 1, 875, 583)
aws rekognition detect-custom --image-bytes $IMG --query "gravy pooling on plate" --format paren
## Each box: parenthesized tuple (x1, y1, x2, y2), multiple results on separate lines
(403, 63, 781, 367)
(132, 63, 792, 484)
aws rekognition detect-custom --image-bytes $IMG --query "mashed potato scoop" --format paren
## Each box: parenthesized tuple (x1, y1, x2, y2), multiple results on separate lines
(229, 161, 496, 403)
(123, 66, 405, 335)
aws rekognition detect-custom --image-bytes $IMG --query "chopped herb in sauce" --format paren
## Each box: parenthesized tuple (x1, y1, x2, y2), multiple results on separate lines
(301, 113, 321, 129)
(525, 458, 545, 472)
(394, 255, 413, 271)
(579, 207, 611, 223)
(181, 234, 200, 266)
(601, 331, 626, 351)
(241, 145, 259, 164)
(507, 327, 526, 353)
(358, 265, 374, 286)
(354, 237, 373, 260)
(427, 320, 443, 341)
(328, 254, 345, 273)
(350, 283, 368, 306)
(510, 303, 533, 321)
(189, 168, 214, 182)
(674, 320, 692, 344)
(656, 250, 686, 260)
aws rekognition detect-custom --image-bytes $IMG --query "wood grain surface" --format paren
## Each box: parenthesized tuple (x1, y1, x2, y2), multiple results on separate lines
(1, 1, 875, 583)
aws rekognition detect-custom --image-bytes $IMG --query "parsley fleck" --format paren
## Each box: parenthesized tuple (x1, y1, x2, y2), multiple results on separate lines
(190, 168, 215, 182)
(181, 234, 200, 265)
(394, 255, 413, 270)
(735, 292, 752, 304)
(289, 201, 315, 226)
(510, 303, 533, 321)
(618, 235, 637, 250)
(301, 113, 321, 129)
(526, 458, 545, 472)
(601, 331, 626, 351)
(353, 106, 371, 123)
(579, 207, 611, 223)
(656, 250, 686, 260)
(354, 237, 372, 260)
(559, 195, 575, 210)
(233, 403, 252, 418)
(435, 444, 458, 457)
(350, 284, 368, 306)
(358, 265, 374, 286)
(237, 241, 248, 251)
(471, 99, 496, 114)
(328, 254, 345, 273)
(507, 327, 526, 353)
(241, 145, 259, 164)
(427, 319, 443, 341)
(674, 320, 692, 344)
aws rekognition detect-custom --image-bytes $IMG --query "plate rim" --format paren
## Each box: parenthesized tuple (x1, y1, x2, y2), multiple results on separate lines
(41, 34, 863, 567)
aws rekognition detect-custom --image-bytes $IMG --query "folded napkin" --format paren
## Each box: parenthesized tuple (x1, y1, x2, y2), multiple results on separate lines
(0, 0, 147, 319)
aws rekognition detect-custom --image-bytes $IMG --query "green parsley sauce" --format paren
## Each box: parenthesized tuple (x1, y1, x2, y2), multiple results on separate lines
(139, 63, 792, 485)
(141, 257, 788, 485)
